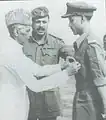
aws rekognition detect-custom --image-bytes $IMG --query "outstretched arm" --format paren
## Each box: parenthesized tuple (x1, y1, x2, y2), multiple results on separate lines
(0, 50, 69, 92)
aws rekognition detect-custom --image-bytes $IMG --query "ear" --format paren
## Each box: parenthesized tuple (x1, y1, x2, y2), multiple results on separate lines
(48, 17, 50, 23)
(14, 28, 19, 37)
(81, 15, 86, 23)
(80, 15, 83, 24)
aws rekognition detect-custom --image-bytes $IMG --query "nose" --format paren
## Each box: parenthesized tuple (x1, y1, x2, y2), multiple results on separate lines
(26, 27, 30, 32)
(26, 27, 32, 34)
(26, 26, 32, 32)
(69, 22, 72, 28)
(25, 28, 32, 37)
(40, 21, 44, 27)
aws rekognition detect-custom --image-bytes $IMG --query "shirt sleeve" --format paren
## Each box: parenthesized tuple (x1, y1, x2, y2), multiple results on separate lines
(86, 43, 106, 86)
(36, 64, 62, 78)
(0, 51, 69, 92)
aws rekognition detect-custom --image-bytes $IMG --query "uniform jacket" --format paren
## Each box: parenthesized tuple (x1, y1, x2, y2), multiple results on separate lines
(23, 33, 65, 117)
(72, 32, 105, 120)
(73, 32, 106, 91)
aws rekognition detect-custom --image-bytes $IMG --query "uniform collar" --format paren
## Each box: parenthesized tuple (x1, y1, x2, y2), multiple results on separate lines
(75, 32, 89, 49)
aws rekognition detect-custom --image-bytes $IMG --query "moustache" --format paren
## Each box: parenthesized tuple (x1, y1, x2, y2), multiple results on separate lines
(37, 27, 45, 31)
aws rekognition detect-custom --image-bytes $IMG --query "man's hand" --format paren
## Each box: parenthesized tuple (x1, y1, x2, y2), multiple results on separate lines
(97, 86, 106, 119)
(34, 56, 81, 79)
(65, 61, 81, 76)
(61, 56, 81, 76)
(101, 101, 106, 120)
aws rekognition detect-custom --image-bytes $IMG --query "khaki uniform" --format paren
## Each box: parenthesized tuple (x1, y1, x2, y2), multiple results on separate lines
(23, 33, 64, 119)
(61, 1, 106, 120)
(73, 33, 105, 120)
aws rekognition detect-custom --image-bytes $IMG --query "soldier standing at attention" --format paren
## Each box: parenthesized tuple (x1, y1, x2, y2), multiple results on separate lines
(62, 2, 106, 120)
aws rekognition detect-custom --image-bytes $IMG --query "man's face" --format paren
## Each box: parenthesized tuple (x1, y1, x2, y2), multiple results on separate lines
(16, 24, 32, 45)
(68, 15, 83, 35)
(32, 16, 49, 36)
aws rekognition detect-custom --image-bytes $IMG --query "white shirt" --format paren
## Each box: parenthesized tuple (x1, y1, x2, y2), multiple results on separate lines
(0, 38, 69, 120)
(0, 38, 69, 92)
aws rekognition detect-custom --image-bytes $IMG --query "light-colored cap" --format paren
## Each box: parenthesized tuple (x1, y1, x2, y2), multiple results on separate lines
(5, 8, 32, 26)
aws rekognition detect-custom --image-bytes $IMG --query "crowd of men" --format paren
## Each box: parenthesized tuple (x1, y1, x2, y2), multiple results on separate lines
(0, 1, 106, 120)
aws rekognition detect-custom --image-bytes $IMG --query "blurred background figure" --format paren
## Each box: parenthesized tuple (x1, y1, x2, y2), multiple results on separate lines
(103, 34, 106, 59)
(103, 34, 106, 51)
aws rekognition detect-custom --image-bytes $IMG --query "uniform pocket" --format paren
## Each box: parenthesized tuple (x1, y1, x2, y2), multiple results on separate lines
(44, 91, 60, 112)
(77, 91, 90, 103)
(42, 49, 57, 64)
(44, 48, 57, 56)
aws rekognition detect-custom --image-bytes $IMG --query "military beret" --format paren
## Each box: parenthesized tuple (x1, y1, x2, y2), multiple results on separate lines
(5, 8, 32, 27)
(31, 6, 49, 19)
(62, 2, 97, 18)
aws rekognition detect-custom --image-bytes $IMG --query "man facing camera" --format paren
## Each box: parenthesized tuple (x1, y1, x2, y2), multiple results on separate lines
(22, 6, 81, 120)
(22, 6, 69, 120)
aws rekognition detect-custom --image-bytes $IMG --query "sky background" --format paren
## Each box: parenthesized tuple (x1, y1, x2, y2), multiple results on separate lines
(0, 0, 105, 45)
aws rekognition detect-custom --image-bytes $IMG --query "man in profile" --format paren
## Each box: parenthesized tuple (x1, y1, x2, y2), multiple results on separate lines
(62, 1, 106, 120)
(0, 8, 81, 120)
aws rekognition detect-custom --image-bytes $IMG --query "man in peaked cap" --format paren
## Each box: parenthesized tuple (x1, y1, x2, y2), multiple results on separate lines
(62, 1, 106, 120)
(1, 8, 81, 120)
(23, 6, 81, 120)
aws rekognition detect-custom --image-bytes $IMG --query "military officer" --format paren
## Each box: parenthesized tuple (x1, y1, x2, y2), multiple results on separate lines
(22, 6, 67, 120)
(62, 2, 106, 120)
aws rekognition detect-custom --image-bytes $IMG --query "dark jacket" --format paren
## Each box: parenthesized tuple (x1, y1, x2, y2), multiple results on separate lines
(73, 32, 105, 120)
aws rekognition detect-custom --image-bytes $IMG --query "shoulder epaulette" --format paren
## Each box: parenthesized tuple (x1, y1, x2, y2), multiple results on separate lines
(88, 39, 97, 44)
(88, 39, 103, 49)
(49, 34, 63, 41)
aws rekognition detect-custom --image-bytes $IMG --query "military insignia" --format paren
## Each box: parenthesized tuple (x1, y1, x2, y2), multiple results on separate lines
(5, 9, 32, 26)
(23, 11, 30, 19)
(40, 11, 45, 16)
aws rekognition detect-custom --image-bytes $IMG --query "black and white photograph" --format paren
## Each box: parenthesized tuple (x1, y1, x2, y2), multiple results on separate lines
(0, 0, 106, 120)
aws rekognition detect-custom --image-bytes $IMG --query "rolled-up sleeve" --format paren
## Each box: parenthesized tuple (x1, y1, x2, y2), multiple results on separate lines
(86, 43, 106, 86)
